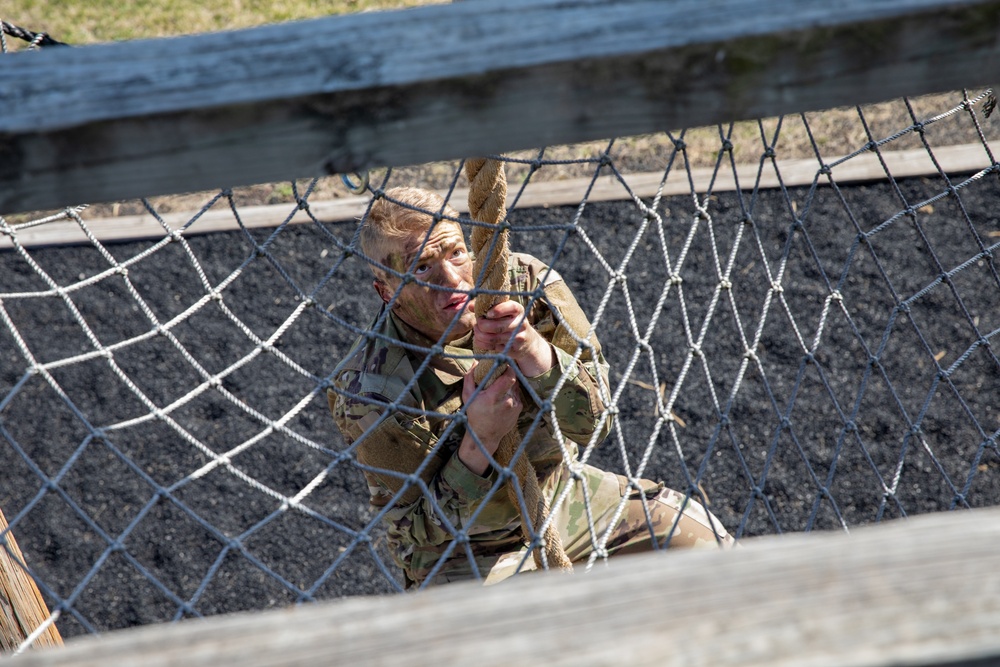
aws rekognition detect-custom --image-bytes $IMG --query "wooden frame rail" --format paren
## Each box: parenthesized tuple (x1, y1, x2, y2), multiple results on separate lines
(14, 507, 1000, 667)
(3, 142, 994, 250)
(2, 0, 1000, 214)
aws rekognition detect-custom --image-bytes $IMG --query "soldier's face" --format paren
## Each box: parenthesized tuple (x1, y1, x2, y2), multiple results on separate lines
(375, 221, 476, 343)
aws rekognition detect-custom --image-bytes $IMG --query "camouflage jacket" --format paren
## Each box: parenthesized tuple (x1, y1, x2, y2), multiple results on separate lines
(329, 253, 614, 586)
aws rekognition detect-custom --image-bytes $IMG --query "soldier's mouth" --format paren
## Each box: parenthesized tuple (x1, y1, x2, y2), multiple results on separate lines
(443, 295, 472, 313)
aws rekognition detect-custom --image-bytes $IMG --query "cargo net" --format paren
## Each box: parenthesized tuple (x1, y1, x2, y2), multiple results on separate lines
(3, 20, 1000, 646)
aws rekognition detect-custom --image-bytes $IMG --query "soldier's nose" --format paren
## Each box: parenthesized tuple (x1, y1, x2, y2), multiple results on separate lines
(440, 263, 463, 287)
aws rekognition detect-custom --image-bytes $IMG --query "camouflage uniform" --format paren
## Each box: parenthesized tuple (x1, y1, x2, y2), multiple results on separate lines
(330, 253, 732, 588)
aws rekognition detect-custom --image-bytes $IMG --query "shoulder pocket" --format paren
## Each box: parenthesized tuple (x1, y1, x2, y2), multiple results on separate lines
(356, 415, 449, 507)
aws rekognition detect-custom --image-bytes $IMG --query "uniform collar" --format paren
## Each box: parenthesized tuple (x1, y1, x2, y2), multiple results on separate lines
(388, 311, 475, 385)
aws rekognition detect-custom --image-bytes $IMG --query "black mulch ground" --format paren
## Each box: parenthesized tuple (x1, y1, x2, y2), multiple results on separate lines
(2, 174, 999, 638)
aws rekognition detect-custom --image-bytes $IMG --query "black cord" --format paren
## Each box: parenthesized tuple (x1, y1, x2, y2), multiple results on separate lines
(1, 19, 69, 48)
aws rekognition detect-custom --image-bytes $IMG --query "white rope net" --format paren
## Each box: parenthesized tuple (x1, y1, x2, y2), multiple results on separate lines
(2, 21, 1000, 648)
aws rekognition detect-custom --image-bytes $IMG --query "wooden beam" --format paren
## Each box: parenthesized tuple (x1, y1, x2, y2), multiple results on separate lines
(0, 509, 63, 654)
(14, 507, 1000, 666)
(2, 0, 1000, 214)
(3, 142, 993, 250)
(0, 198, 371, 251)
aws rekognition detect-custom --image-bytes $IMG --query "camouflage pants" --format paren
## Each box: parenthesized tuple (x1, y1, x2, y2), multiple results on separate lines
(429, 467, 734, 586)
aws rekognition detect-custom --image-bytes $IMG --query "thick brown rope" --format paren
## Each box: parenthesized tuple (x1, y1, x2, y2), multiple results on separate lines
(465, 157, 573, 572)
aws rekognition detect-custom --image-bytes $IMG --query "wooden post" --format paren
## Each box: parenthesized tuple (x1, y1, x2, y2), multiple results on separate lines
(0, 508, 62, 653)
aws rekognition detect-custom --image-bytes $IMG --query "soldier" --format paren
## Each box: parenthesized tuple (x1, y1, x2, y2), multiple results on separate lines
(329, 186, 733, 588)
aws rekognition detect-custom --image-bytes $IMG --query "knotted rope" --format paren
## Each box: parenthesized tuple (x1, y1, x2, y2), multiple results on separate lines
(465, 157, 573, 572)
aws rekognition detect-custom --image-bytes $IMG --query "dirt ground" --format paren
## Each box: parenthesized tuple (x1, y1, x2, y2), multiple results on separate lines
(2, 163, 1000, 639)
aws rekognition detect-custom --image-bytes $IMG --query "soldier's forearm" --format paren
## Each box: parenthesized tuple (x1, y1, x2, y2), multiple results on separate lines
(457, 432, 495, 476)
(516, 338, 557, 379)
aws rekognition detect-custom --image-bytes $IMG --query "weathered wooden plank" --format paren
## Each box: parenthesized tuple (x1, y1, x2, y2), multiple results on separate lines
(14, 507, 1000, 666)
(0, 199, 369, 250)
(2, 0, 999, 215)
(0, 510, 63, 654)
(3, 142, 992, 250)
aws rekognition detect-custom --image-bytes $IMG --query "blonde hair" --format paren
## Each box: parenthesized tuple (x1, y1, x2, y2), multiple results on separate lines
(361, 186, 461, 281)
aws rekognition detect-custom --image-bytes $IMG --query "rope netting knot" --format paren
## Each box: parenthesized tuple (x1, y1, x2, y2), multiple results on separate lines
(465, 156, 572, 571)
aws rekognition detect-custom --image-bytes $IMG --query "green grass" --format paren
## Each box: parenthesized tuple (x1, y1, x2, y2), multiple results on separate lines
(13, 0, 443, 44)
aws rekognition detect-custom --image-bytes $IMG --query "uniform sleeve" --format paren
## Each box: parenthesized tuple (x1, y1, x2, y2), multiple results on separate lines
(381, 452, 500, 549)
(523, 276, 614, 447)
(329, 378, 502, 548)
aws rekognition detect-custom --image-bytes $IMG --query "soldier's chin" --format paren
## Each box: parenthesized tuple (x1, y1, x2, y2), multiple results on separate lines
(450, 313, 475, 335)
